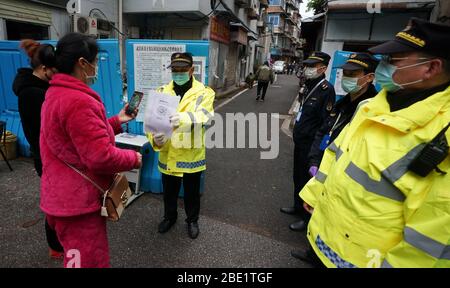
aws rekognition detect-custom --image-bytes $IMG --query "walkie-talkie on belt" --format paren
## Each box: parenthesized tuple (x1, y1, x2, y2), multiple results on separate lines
(408, 122, 450, 177)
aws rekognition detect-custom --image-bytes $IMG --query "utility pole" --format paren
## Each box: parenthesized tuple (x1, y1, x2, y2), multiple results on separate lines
(119, 0, 124, 77)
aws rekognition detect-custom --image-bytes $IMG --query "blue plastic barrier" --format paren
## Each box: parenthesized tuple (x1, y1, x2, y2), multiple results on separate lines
(125, 39, 210, 135)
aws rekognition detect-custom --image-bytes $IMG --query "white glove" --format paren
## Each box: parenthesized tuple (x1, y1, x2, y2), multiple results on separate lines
(153, 133, 167, 147)
(169, 113, 181, 128)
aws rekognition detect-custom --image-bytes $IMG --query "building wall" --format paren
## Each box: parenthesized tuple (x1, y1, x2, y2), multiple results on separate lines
(226, 42, 238, 87)
(321, 41, 344, 79)
(209, 39, 230, 89)
(124, 0, 264, 89)
(0, 18, 6, 40)
(50, 9, 70, 39)
(79, 0, 118, 34)
(124, 0, 210, 15)
(321, 9, 431, 79)
(0, 0, 118, 40)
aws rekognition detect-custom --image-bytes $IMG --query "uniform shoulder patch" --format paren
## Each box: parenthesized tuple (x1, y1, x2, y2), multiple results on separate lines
(321, 83, 329, 90)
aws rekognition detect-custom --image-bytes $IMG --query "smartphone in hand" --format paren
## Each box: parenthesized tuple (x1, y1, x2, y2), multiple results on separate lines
(126, 91, 144, 116)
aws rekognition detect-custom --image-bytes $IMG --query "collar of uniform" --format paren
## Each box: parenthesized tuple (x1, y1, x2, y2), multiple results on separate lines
(337, 84, 378, 113)
(361, 85, 450, 133)
(167, 76, 206, 111)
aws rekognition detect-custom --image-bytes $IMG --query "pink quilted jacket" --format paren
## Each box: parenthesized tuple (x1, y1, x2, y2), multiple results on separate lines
(40, 73, 138, 217)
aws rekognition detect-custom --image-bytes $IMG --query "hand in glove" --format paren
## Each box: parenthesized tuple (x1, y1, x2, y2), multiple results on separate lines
(169, 113, 181, 129)
(308, 166, 318, 177)
(153, 133, 167, 147)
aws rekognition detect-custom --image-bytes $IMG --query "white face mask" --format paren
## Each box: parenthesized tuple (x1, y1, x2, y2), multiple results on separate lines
(304, 67, 324, 79)
(81, 58, 98, 86)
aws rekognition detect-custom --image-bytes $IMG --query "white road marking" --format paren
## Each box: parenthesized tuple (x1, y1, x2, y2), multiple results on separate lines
(215, 88, 250, 111)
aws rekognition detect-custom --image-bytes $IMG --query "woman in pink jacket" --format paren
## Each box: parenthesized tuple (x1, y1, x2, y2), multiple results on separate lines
(40, 33, 142, 268)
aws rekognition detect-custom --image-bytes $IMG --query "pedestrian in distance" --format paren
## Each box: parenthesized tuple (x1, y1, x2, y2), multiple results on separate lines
(245, 72, 255, 89)
(255, 61, 275, 102)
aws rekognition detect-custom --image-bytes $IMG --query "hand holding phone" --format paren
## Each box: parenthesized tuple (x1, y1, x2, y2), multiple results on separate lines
(126, 91, 144, 116)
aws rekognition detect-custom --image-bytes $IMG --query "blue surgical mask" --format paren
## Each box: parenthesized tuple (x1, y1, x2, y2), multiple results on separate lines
(172, 72, 190, 86)
(341, 76, 362, 94)
(375, 59, 432, 93)
(374, 61, 403, 93)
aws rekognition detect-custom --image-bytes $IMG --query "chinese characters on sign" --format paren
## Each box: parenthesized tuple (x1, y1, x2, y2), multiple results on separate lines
(210, 16, 230, 44)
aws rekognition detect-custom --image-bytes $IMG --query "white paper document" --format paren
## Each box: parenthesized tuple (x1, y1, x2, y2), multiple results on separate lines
(143, 91, 180, 138)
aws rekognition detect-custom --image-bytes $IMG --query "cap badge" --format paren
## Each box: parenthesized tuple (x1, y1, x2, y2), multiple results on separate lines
(396, 32, 426, 47)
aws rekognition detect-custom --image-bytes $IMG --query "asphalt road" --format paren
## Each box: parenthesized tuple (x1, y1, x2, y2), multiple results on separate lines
(0, 74, 310, 268)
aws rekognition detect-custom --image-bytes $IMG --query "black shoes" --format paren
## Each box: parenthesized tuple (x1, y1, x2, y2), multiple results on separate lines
(291, 249, 313, 263)
(256, 96, 260, 101)
(280, 207, 298, 215)
(281, 207, 307, 231)
(291, 249, 325, 268)
(187, 222, 199, 239)
(289, 220, 307, 232)
(158, 219, 176, 233)
(158, 218, 199, 239)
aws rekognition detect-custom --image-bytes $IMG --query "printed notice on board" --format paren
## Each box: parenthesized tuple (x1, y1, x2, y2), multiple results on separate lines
(192, 56, 206, 85)
(134, 43, 186, 122)
(334, 68, 346, 96)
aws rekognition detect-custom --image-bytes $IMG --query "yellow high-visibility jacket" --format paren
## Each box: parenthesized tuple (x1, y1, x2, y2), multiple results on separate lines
(147, 77, 215, 177)
(300, 86, 450, 268)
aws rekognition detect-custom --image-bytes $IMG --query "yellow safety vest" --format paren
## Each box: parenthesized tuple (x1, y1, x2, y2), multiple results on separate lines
(300, 86, 450, 268)
(147, 77, 215, 177)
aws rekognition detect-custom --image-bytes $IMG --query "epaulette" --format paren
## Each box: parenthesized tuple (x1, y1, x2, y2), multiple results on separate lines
(321, 82, 329, 90)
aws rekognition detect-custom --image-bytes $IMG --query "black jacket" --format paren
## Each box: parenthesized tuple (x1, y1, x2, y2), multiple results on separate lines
(293, 75, 336, 145)
(308, 84, 378, 167)
(12, 68, 48, 159)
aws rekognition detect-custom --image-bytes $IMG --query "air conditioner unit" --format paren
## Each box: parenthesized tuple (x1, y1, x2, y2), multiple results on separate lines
(72, 14, 98, 36)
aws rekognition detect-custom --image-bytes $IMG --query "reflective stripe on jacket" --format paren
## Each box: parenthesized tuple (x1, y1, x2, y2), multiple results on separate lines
(147, 77, 215, 176)
(300, 86, 450, 268)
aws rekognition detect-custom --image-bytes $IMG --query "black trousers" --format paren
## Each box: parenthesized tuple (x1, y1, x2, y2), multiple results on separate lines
(293, 142, 313, 221)
(162, 172, 202, 223)
(257, 81, 269, 99)
(45, 217, 64, 252)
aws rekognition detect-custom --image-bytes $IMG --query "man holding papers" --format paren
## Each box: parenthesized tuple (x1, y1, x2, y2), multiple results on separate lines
(146, 52, 215, 239)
